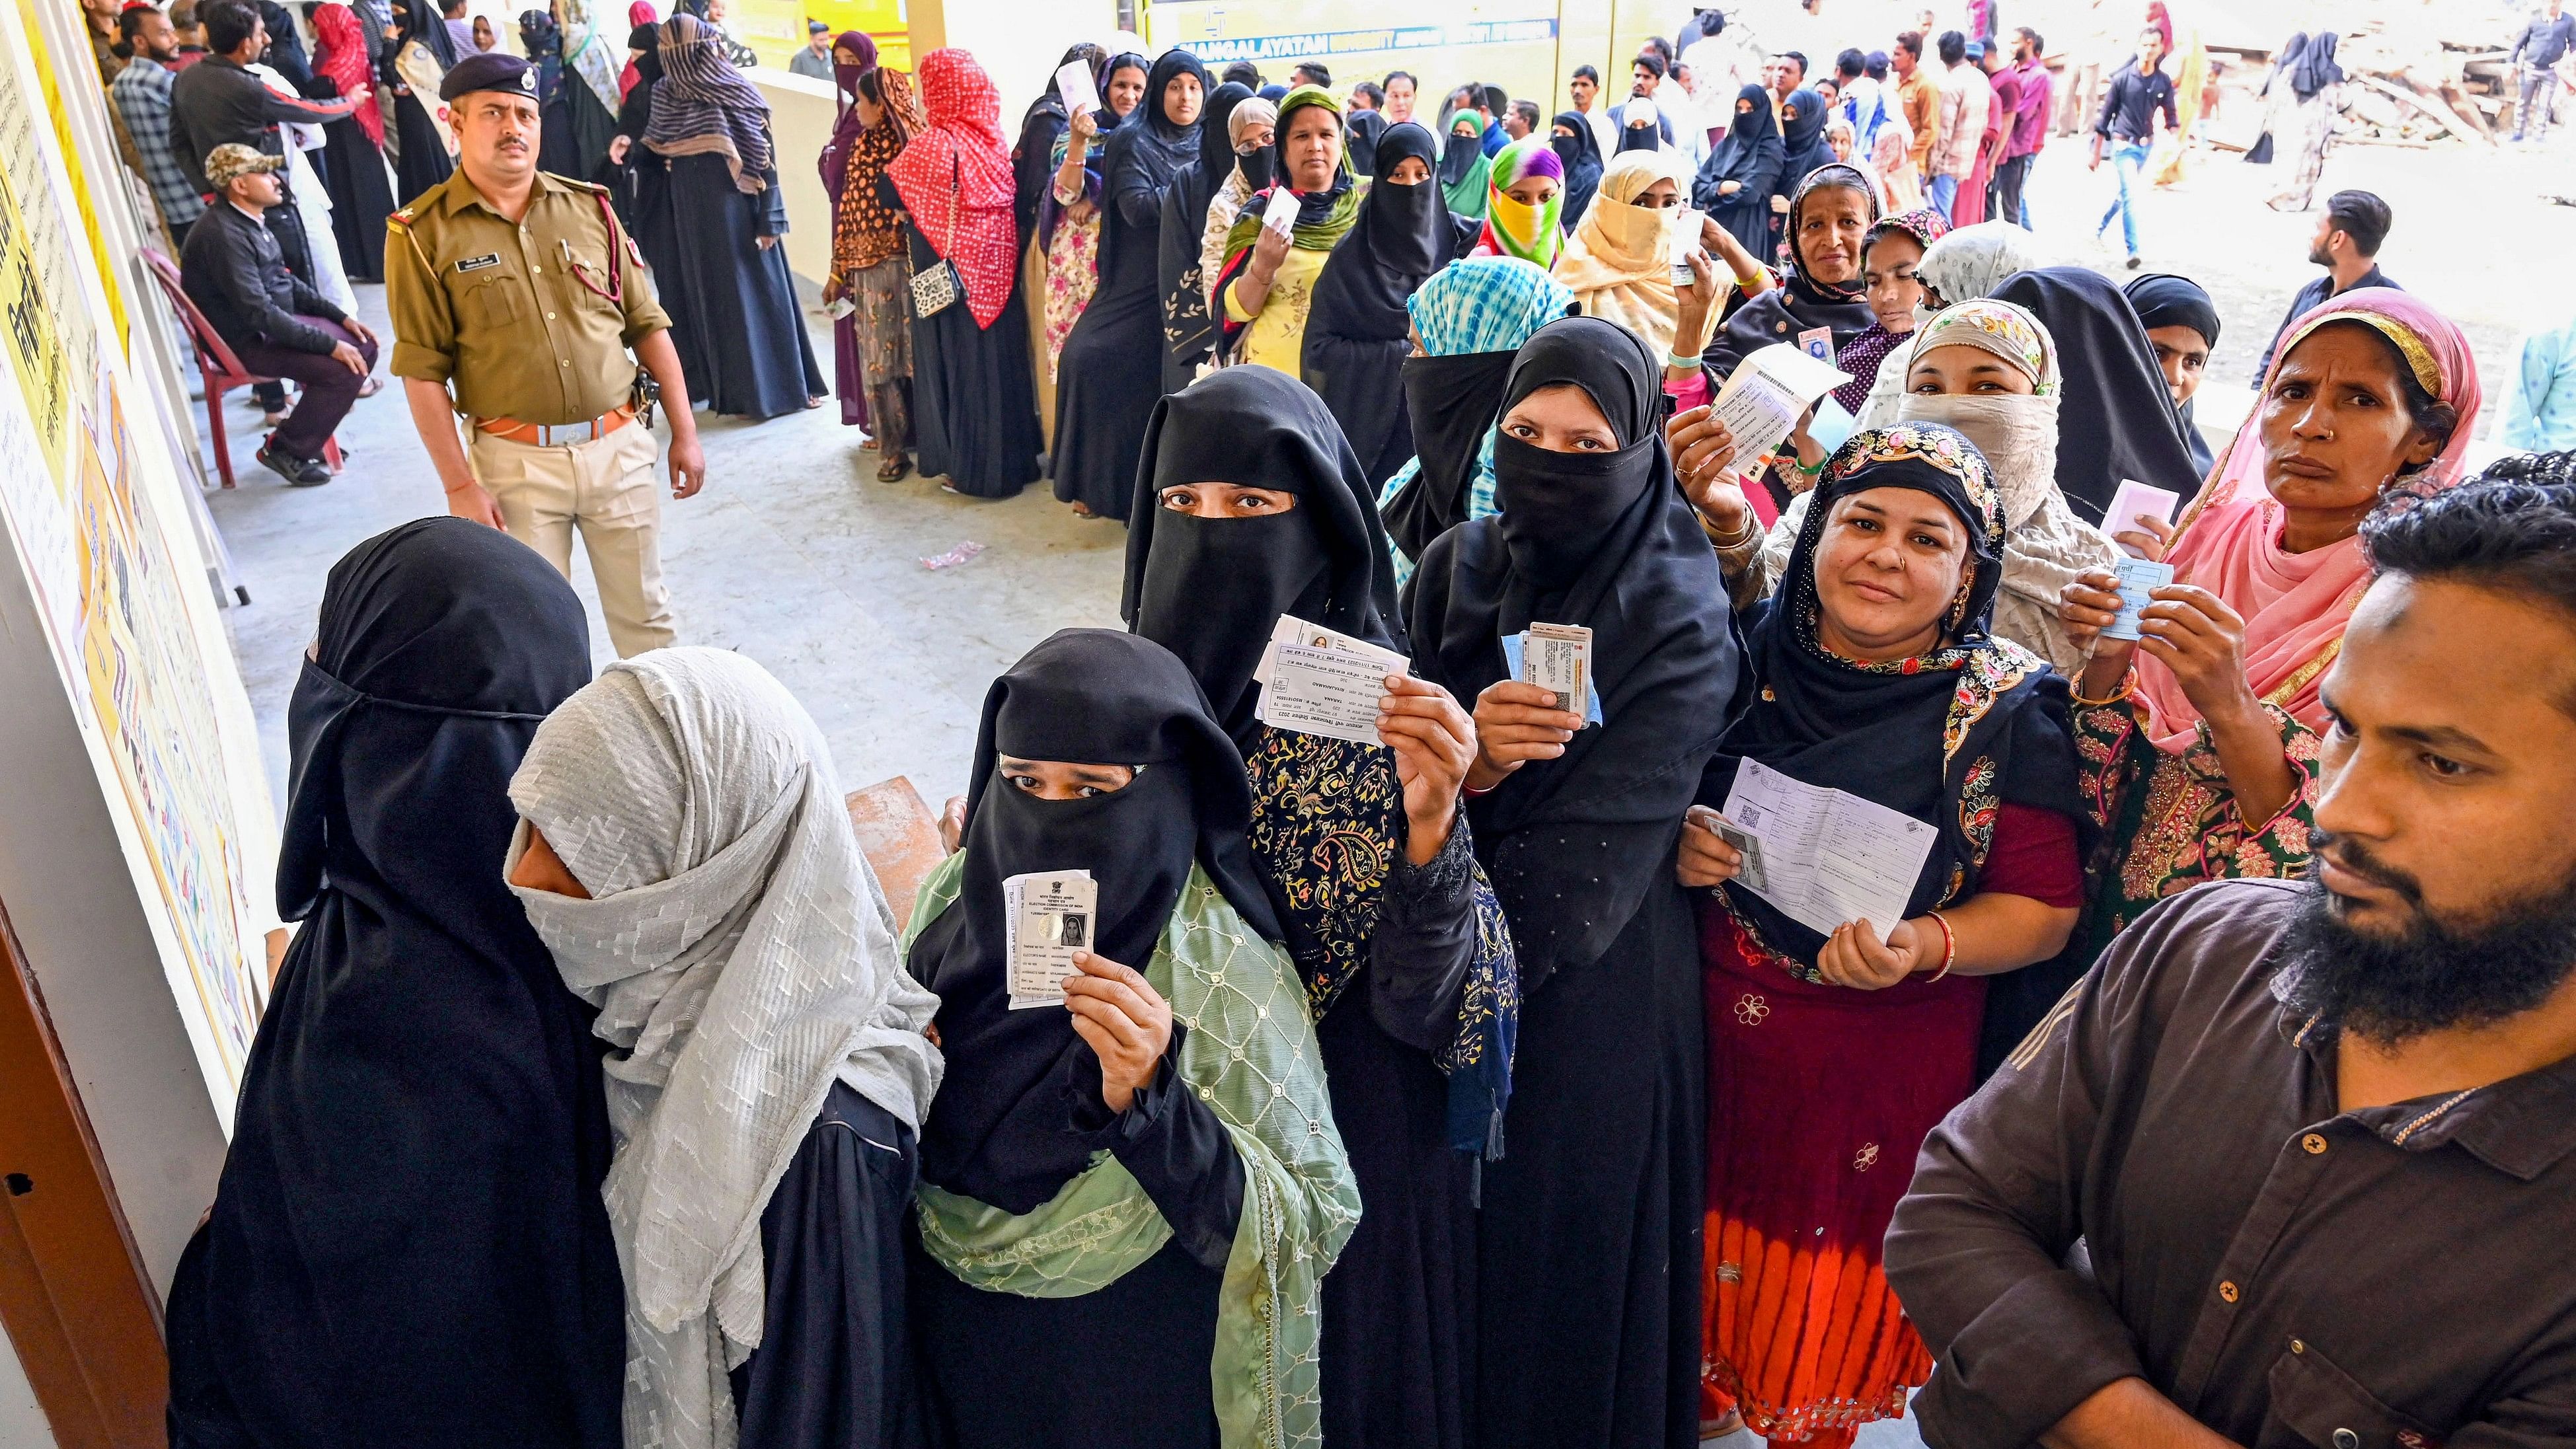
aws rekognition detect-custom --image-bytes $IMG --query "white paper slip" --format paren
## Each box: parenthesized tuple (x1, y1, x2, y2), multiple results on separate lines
(1006, 871, 1097, 1009)
(1739, 340, 1852, 404)
(1710, 369, 1805, 482)
(1053, 59, 1100, 120)
(1262, 184, 1303, 233)
(2105, 478, 2181, 537)
(1669, 207, 1703, 285)
(1259, 643, 1394, 745)
(1251, 613, 1409, 688)
(1719, 758, 1938, 940)
(2102, 557, 2174, 642)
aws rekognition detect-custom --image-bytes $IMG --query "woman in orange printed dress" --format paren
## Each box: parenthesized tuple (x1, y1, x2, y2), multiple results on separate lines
(2055, 287, 2481, 961)
(1679, 422, 2089, 1446)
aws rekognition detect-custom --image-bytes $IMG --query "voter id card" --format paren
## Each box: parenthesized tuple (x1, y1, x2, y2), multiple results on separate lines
(1521, 622, 1593, 720)
(2103, 558, 2175, 642)
(1004, 872, 1097, 1009)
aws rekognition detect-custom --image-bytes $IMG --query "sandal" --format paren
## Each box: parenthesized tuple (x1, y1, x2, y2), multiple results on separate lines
(1069, 500, 1098, 519)
(356, 375, 383, 398)
(876, 453, 912, 482)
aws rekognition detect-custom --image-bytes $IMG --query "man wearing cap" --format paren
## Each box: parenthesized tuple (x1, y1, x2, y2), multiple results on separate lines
(387, 51, 701, 657)
(180, 143, 379, 484)
(788, 19, 834, 81)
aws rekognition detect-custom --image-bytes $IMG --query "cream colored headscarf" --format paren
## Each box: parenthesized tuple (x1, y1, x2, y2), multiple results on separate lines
(1557, 148, 1693, 355)
(507, 647, 942, 1449)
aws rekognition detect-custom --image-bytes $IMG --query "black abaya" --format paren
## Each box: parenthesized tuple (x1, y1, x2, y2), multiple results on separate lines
(389, 86, 453, 203)
(1403, 318, 1743, 1449)
(730, 1083, 923, 1449)
(1051, 50, 1209, 519)
(1993, 266, 2207, 523)
(1158, 81, 1251, 395)
(883, 176, 1042, 496)
(1303, 120, 1449, 488)
(165, 518, 621, 1449)
(317, 115, 393, 281)
(662, 151, 825, 419)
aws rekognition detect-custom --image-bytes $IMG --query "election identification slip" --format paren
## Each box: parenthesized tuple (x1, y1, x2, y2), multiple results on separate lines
(1004, 871, 1097, 1010)
(1716, 757, 1937, 940)
(1252, 614, 1409, 744)
(2103, 558, 2176, 642)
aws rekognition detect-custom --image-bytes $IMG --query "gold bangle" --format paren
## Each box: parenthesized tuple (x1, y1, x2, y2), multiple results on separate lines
(1700, 509, 1757, 550)
(2070, 667, 2139, 708)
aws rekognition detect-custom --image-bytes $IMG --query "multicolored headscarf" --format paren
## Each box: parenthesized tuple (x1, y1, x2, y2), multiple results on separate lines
(1909, 297, 2059, 395)
(1213, 85, 1360, 353)
(641, 14, 775, 193)
(1477, 134, 1564, 268)
(829, 65, 921, 281)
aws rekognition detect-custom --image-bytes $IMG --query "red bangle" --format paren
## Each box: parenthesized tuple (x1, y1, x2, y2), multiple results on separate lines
(1922, 910, 1957, 983)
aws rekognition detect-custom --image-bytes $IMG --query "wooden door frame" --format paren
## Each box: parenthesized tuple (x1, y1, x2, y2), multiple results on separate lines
(0, 891, 167, 1449)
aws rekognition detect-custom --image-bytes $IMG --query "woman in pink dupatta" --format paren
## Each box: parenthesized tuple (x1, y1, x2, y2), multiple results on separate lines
(2054, 287, 2480, 955)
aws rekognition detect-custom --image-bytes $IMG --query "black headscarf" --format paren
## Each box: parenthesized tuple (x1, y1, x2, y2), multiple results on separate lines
(1014, 41, 1108, 244)
(2290, 31, 2342, 100)
(167, 519, 621, 1449)
(1404, 316, 1744, 986)
(1124, 367, 1404, 749)
(906, 629, 1277, 1211)
(1160, 79, 1253, 391)
(1775, 87, 1837, 209)
(2124, 271, 2223, 475)
(1100, 48, 1209, 282)
(1303, 120, 1451, 485)
(1438, 117, 1481, 185)
(1345, 106, 1386, 175)
(1992, 266, 2206, 520)
(1549, 109, 1605, 232)
(1693, 83, 1786, 248)
(1708, 161, 1878, 374)
(403, 0, 463, 71)
(1704, 422, 2085, 969)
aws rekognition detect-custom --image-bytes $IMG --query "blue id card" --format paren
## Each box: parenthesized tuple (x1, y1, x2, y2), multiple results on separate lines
(1500, 633, 1604, 724)
(2103, 558, 2175, 642)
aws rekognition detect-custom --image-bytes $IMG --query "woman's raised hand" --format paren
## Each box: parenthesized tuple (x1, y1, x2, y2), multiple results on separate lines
(1378, 675, 1475, 864)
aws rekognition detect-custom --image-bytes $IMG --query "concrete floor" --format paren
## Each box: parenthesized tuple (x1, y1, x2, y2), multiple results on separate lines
(208, 284, 1127, 817)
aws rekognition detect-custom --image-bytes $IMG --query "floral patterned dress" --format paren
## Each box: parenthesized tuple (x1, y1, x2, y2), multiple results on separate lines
(1039, 139, 1104, 383)
(2070, 674, 2327, 958)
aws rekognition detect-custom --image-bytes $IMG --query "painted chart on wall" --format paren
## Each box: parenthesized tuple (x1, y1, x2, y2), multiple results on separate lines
(0, 19, 268, 1092)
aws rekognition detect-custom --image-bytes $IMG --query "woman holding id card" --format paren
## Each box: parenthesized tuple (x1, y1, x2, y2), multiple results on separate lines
(1406, 316, 1740, 1448)
(902, 630, 1359, 1449)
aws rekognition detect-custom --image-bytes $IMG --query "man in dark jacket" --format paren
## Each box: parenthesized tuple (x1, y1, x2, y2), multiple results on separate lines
(181, 144, 379, 484)
(169, 0, 356, 270)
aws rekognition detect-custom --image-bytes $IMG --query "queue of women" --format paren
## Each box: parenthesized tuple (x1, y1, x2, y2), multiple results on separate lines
(163, 36, 2490, 1449)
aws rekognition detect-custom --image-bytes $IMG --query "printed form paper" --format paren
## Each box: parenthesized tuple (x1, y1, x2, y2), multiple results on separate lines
(1260, 643, 1394, 745)
(1054, 61, 1100, 118)
(1718, 757, 1937, 939)
(1712, 342, 1850, 483)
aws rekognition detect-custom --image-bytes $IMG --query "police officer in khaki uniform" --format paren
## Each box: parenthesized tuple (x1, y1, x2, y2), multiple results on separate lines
(387, 51, 702, 656)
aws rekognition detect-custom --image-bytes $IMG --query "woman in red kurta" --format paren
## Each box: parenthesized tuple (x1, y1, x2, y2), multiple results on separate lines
(1679, 422, 2089, 1445)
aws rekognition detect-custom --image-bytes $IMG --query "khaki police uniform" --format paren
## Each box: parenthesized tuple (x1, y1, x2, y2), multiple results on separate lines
(387, 168, 679, 655)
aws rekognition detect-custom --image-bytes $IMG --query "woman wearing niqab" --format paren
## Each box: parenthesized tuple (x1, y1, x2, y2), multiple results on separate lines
(902, 628, 1359, 1449)
(1158, 80, 1252, 392)
(519, 11, 582, 176)
(1303, 119, 1451, 484)
(1404, 316, 1743, 1449)
(506, 648, 943, 1449)
(164, 518, 621, 1449)
(884, 47, 1044, 497)
(1049, 48, 1211, 521)
(645, 13, 827, 419)
(1690, 84, 1782, 254)
(1548, 110, 1605, 233)
(1125, 367, 1519, 1449)
(1770, 87, 1837, 247)
(1375, 256, 1577, 582)
(1439, 107, 1492, 220)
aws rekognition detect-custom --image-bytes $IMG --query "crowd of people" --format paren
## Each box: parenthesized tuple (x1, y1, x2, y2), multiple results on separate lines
(71, 2, 2576, 1448)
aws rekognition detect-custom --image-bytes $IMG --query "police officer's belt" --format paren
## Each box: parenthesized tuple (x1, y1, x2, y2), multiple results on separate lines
(474, 403, 639, 447)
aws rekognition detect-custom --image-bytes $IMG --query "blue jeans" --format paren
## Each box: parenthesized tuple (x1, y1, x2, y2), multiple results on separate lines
(2096, 141, 2148, 255)
(1928, 172, 1959, 221)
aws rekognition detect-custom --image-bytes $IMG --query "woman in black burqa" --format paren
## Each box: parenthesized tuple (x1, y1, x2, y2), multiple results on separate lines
(1049, 48, 1209, 520)
(1303, 119, 1453, 487)
(1991, 265, 2205, 523)
(1124, 367, 1519, 1449)
(164, 517, 621, 1449)
(1404, 316, 1743, 1449)
(1156, 79, 1251, 394)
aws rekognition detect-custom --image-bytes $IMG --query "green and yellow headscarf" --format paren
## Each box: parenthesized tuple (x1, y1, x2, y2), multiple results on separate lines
(1439, 107, 1491, 220)
(1478, 133, 1564, 268)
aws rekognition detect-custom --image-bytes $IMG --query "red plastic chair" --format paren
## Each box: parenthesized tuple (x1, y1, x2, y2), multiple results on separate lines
(141, 246, 343, 487)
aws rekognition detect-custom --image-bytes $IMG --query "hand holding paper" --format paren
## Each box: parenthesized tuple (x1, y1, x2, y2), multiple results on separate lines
(1710, 343, 1852, 483)
(1054, 59, 1100, 120)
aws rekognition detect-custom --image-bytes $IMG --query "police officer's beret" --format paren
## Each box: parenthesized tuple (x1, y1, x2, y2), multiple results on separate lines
(439, 52, 540, 102)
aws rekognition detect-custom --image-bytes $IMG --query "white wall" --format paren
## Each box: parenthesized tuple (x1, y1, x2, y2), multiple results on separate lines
(0, 1338, 56, 1449)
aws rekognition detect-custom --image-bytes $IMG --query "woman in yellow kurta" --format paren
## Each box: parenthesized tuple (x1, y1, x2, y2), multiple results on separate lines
(1213, 84, 1358, 379)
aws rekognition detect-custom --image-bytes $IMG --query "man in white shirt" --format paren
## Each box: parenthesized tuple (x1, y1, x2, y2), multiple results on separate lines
(1930, 28, 1989, 220)
(1570, 63, 1620, 157)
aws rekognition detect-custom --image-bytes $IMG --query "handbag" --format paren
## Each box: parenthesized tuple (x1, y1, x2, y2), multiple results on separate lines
(908, 158, 964, 318)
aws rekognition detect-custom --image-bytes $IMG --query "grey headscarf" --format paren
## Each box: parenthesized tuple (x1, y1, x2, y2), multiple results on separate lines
(508, 647, 941, 1449)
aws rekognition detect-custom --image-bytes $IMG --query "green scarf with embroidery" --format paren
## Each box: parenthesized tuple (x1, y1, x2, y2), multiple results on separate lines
(903, 855, 1361, 1449)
